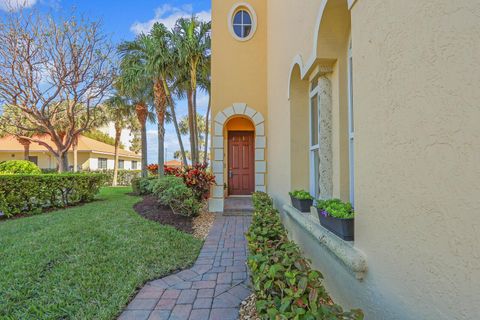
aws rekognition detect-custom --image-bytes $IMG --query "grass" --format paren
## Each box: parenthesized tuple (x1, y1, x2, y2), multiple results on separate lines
(0, 187, 203, 319)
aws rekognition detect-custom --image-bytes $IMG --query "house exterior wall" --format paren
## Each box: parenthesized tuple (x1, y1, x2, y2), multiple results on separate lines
(211, 0, 480, 318)
(0, 151, 140, 171)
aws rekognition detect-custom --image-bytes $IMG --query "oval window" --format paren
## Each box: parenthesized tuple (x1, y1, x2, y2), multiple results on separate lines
(232, 9, 253, 39)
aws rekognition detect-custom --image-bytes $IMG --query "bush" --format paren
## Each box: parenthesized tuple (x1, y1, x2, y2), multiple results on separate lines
(0, 160, 42, 175)
(97, 169, 142, 186)
(0, 173, 106, 217)
(148, 176, 201, 217)
(148, 163, 215, 200)
(247, 192, 363, 320)
(316, 198, 354, 219)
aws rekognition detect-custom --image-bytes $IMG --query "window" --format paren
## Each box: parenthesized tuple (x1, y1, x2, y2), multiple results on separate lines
(118, 160, 124, 169)
(28, 156, 38, 165)
(310, 77, 320, 198)
(347, 38, 355, 205)
(233, 10, 252, 38)
(132, 161, 138, 170)
(229, 4, 257, 41)
(98, 158, 107, 170)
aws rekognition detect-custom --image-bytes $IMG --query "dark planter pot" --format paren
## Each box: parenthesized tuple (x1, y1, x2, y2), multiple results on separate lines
(290, 195, 313, 213)
(317, 208, 354, 241)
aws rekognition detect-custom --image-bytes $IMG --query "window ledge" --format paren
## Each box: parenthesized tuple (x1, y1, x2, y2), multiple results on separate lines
(281, 204, 367, 280)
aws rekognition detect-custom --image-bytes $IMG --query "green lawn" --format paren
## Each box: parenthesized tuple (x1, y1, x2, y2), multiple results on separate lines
(0, 187, 202, 320)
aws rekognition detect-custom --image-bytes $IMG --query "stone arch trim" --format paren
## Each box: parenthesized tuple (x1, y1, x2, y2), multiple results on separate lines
(208, 103, 266, 212)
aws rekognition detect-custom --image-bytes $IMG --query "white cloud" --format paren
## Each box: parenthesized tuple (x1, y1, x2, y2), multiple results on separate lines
(130, 4, 211, 35)
(0, 0, 37, 11)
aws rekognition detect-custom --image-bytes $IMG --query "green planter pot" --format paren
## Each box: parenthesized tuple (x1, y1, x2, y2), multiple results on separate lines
(317, 208, 354, 241)
(290, 195, 313, 213)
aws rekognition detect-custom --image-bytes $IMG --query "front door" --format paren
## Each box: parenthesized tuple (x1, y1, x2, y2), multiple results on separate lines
(228, 131, 254, 195)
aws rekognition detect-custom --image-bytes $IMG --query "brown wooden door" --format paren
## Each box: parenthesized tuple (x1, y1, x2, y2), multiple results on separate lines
(228, 131, 254, 195)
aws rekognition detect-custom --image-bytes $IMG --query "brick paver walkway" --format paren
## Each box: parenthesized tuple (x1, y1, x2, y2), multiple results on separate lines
(119, 215, 252, 320)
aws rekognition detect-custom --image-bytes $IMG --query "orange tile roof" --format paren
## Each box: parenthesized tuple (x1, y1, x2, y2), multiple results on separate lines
(165, 159, 183, 167)
(0, 135, 141, 158)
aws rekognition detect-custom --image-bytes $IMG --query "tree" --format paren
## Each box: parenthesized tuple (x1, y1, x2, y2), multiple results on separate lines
(116, 58, 154, 178)
(0, 105, 35, 160)
(172, 17, 211, 165)
(118, 23, 176, 177)
(103, 94, 135, 186)
(0, 10, 115, 172)
(198, 56, 211, 164)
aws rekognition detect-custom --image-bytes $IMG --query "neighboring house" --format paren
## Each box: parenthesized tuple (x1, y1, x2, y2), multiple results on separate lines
(0, 135, 141, 171)
(164, 159, 182, 168)
(210, 1, 479, 319)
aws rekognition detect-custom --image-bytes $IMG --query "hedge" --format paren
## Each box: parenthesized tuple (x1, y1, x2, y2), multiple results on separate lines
(0, 174, 106, 217)
(97, 169, 142, 186)
(0, 160, 42, 175)
(246, 192, 364, 320)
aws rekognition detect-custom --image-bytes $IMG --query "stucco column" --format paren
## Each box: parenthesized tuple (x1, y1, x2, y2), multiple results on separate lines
(318, 75, 333, 199)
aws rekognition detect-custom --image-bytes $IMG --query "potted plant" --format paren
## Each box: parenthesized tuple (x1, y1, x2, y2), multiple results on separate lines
(289, 190, 314, 212)
(316, 199, 354, 241)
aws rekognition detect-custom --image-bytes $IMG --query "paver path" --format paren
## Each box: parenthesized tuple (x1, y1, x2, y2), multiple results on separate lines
(119, 215, 252, 320)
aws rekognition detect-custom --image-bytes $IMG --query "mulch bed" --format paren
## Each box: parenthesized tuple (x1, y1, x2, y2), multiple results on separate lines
(134, 195, 194, 234)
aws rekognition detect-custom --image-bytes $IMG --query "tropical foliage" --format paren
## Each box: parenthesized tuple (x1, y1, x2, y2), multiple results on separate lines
(0, 160, 41, 175)
(247, 192, 364, 319)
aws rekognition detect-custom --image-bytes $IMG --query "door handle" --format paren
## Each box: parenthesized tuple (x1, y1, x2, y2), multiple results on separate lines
(228, 170, 233, 178)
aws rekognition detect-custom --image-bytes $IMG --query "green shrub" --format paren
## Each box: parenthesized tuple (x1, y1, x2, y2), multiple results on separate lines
(0, 160, 42, 175)
(91, 169, 142, 186)
(289, 189, 314, 200)
(158, 182, 201, 217)
(316, 198, 354, 219)
(0, 173, 106, 217)
(131, 177, 141, 195)
(247, 192, 363, 320)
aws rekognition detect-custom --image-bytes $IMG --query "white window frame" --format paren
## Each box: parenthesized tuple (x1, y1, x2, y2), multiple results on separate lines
(309, 80, 320, 198)
(347, 38, 355, 205)
(98, 158, 108, 170)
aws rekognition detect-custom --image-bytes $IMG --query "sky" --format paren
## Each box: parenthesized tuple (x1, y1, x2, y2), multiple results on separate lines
(0, 0, 211, 164)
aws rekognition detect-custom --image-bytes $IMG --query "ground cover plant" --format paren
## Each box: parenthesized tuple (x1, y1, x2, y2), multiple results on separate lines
(246, 192, 363, 319)
(0, 187, 202, 319)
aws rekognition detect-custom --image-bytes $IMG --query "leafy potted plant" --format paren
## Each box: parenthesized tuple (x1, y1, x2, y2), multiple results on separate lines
(316, 199, 354, 241)
(289, 190, 314, 212)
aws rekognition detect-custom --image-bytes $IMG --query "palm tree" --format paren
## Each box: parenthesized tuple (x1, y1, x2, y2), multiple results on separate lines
(115, 56, 153, 178)
(119, 23, 178, 177)
(104, 94, 135, 186)
(172, 17, 211, 165)
(198, 55, 211, 164)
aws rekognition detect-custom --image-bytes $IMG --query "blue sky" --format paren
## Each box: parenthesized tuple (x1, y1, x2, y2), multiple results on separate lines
(0, 0, 211, 163)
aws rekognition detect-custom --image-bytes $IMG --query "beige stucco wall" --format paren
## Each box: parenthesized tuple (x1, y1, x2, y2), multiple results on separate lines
(0, 152, 55, 169)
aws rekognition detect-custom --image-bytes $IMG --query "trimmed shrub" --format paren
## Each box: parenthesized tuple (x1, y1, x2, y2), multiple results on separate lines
(0, 160, 41, 175)
(0, 173, 106, 217)
(246, 192, 363, 319)
(135, 176, 202, 217)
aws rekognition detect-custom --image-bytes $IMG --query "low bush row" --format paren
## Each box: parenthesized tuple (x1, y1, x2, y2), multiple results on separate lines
(246, 192, 363, 319)
(0, 174, 106, 217)
(97, 169, 142, 186)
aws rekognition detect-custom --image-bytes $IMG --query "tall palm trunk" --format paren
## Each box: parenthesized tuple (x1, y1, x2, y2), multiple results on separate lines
(190, 63, 199, 164)
(135, 102, 149, 178)
(112, 123, 122, 186)
(164, 81, 188, 166)
(187, 88, 197, 165)
(154, 80, 167, 177)
(203, 89, 211, 164)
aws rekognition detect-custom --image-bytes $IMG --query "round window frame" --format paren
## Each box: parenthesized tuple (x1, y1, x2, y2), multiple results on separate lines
(228, 3, 257, 42)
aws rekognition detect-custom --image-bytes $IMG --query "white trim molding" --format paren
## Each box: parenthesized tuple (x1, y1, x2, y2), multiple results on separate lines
(209, 103, 266, 212)
(227, 2, 258, 42)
